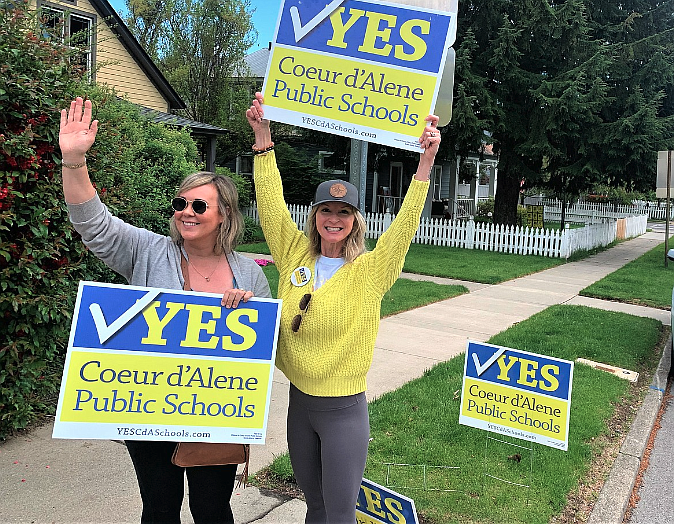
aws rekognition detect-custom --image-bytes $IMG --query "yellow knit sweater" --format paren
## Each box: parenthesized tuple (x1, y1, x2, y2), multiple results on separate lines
(254, 151, 429, 397)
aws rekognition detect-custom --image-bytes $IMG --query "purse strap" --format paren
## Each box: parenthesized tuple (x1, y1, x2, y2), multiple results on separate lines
(180, 249, 191, 291)
(237, 445, 250, 488)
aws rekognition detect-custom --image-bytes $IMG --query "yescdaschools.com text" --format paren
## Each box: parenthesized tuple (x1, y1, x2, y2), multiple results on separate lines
(301, 117, 377, 139)
(116, 427, 210, 438)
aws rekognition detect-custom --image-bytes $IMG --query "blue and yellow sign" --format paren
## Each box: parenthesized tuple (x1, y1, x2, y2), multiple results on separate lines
(356, 478, 418, 524)
(459, 341, 574, 451)
(53, 282, 281, 443)
(262, 0, 456, 151)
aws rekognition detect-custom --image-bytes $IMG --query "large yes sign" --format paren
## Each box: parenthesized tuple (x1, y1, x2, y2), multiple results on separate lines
(263, 0, 457, 151)
(53, 282, 281, 443)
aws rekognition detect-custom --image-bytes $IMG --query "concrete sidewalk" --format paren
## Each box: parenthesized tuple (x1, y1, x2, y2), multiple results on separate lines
(1, 231, 670, 523)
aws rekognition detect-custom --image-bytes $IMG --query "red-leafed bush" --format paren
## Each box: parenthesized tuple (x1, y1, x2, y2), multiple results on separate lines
(0, 2, 92, 436)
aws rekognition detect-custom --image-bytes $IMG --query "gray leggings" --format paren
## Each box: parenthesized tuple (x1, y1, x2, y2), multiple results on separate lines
(287, 384, 370, 524)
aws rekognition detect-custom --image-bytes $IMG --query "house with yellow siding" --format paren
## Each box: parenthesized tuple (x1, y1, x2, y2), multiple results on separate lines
(32, 0, 226, 170)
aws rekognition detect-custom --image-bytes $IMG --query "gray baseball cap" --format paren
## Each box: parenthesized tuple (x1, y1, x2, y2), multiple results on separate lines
(313, 180, 359, 208)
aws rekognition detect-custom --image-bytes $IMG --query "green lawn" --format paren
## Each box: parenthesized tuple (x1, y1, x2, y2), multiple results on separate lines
(580, 238, 674, 309)
(364, 305, 663, 524)
(244, 241, 566, 284)
(258, 306, 665, 524)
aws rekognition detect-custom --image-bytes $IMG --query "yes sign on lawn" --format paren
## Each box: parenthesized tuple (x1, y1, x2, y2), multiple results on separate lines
(460, 341, 574, 451)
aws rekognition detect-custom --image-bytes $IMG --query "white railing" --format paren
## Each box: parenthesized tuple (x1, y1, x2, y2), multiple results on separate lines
(242, 203, 647, 259)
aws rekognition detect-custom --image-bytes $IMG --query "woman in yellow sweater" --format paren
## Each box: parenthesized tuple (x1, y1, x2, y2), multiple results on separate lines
(246, 92, 440, 524)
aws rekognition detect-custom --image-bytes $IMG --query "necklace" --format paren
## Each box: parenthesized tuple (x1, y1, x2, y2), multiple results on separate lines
(187, 254, 222, 282)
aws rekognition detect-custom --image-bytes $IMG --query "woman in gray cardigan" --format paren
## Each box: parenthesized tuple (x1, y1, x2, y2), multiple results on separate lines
(59, 96, 270, 523)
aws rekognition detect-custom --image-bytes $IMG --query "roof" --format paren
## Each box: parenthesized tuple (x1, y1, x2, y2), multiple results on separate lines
(235, 47, 270, 79)
(89, 0, 186, 110)
(138, 107, 229, 136)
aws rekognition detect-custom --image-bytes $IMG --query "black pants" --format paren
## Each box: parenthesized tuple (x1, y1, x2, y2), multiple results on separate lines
(125, 440, 237, 524)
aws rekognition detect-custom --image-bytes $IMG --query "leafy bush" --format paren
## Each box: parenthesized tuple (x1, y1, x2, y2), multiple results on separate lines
(0, 2, 92, 436)
(0, 3, 201, 437)
(81, 89, 197, 236)
(241, 215, 263, 244)
(274, 141, 326, 204)
(476, 198, 527, 226)
(216, 166, 251, 207)
(476, 197, 494, 220)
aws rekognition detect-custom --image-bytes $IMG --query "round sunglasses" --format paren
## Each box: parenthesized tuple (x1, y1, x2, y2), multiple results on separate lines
(172, 196, 210, 215)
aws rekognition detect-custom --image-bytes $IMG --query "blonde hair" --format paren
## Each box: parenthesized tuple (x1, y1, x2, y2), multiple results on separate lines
(169, 171, 244, 255)
(305, 205, 367, 263)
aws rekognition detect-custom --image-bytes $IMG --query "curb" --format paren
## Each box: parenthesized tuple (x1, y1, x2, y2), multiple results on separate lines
(588, 334, 672, 524)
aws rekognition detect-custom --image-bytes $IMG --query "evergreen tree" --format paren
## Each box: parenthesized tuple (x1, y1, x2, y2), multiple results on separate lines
(454, 0, 674, 224)
(589, 0, 674, 192)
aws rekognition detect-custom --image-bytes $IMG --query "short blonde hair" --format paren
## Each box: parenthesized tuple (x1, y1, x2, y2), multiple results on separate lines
(169, 172, 244, 254)
(305, 205, 367, 263)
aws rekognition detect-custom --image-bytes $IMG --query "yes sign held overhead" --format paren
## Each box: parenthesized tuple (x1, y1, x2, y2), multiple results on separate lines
(263, 0, 457, 151)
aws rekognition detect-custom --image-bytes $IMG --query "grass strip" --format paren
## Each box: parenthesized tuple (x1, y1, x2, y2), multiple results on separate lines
(255, 305, 664, 524)
(580, 238, 674, 309)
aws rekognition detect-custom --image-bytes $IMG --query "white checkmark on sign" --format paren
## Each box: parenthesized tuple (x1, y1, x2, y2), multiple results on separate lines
(289, 0, 345, 42)
(89, 290, 161, 344)
(472, 347, 507, 376)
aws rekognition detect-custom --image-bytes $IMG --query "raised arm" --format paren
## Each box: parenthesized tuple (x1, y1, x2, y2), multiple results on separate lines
(245, 93, 308, 270)
(366, 115, 441, 294)
(58, 97, 98, 204)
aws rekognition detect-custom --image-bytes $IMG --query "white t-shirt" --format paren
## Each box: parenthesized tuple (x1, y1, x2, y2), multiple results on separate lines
(314, 255, 345, 290)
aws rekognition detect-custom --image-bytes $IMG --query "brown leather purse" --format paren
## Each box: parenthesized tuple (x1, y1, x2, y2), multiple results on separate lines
(171, 442, 249, 466)
(171, 252, 251, 486)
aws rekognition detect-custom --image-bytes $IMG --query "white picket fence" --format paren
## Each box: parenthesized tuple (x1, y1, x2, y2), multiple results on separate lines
(243, 203, 648, 259)
(533, 198, 674, 221)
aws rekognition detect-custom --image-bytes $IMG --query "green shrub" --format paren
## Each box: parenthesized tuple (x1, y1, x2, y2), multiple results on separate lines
(216, 166, 251, 207)
(274, 141, 325, 204)
(475, 199, 527, 226)
(241, 215, 263, 244)
(0, 2, 93, 437)
(81, 90, 197, 236)
(0, 3, 201, 437)
(476, 197, 494, 219)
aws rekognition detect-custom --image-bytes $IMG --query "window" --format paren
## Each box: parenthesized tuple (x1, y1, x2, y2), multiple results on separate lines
(432, 165, 442, 200)
(41, 5, 94, 76)
(318, 151, 346, 175)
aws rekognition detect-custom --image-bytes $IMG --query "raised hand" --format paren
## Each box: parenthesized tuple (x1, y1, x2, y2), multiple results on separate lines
(419, 114, 441, 159)
(59, 97, 98, 162)
(414, 114, 441, 182)
(246, 92, 272, 150)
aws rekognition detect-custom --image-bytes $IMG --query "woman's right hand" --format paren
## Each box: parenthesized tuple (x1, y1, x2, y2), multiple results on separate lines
(59, 97, 98, 162)
(246, 92, 272, 149)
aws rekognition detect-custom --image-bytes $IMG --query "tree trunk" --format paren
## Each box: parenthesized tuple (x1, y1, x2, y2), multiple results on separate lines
(492, 152, 520, 226)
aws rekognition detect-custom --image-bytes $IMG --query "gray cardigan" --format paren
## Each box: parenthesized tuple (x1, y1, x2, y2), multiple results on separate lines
(68, 194, 271, 298)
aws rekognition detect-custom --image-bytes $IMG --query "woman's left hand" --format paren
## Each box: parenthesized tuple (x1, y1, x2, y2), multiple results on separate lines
(413, 115, 441, 181)
(419, 114, 441, 158)
(221, 289, 254, 308)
